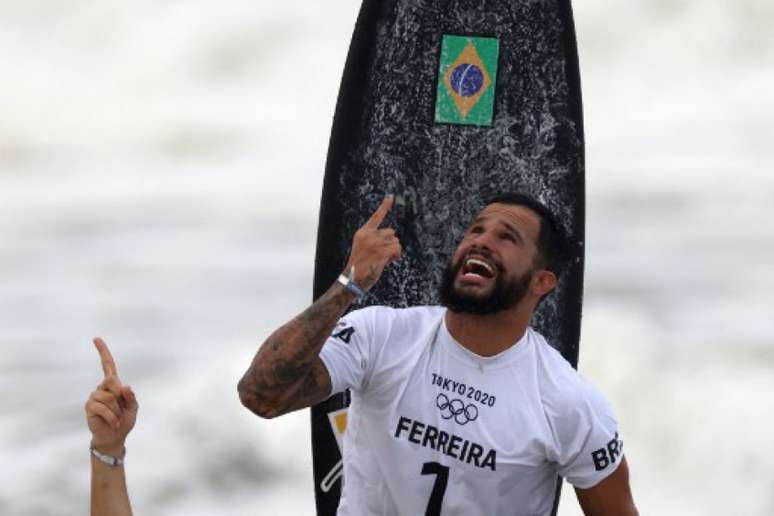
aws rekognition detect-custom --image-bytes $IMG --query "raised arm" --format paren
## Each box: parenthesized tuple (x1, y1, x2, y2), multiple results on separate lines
(85, 338, 138, 516)
(238, 195, 402, 418)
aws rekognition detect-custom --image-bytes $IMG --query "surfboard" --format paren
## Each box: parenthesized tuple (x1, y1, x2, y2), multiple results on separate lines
(311, 1, 584, 514)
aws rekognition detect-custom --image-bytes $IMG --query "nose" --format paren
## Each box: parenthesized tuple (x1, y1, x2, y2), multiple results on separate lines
(469, 229, 495, 253)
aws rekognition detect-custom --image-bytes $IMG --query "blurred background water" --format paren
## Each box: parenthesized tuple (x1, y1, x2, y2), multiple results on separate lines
(1, 0, 772, 514)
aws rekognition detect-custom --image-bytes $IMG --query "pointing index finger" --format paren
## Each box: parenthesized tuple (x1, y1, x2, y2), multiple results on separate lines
(363, 195, 394, 230)
(93, 337, 118, 378)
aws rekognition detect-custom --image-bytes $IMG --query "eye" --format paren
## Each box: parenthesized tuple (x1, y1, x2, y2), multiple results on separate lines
(468, 225, 484, 235)
(500, 231, 516, 242)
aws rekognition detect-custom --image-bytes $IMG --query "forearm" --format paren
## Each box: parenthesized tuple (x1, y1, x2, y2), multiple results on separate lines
(90, 449, 132, 516)
(580, 502, 639, 516)
(580, 501, 639, 516)
(576, 457, 638, 516)
(238, 281, 355, 417)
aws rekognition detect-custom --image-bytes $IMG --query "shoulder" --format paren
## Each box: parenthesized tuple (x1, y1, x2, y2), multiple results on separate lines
(527, 331, 624, 487)
(528, 329, 615, 426)
(344, 304, 443, 320)
(343, 305, 444, 332)
(528, 328, 578, 389)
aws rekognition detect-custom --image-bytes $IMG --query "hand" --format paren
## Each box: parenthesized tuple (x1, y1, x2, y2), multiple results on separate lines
(344, 195, 403, 291)
(85, 338, 138, 455)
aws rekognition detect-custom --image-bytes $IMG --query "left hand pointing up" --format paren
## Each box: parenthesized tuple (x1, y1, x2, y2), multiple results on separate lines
(85, 338, 138, 456)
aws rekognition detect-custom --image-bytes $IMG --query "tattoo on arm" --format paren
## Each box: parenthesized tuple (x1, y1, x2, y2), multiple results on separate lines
(238, 282, 354, 417)
(281, 359, 332, 414)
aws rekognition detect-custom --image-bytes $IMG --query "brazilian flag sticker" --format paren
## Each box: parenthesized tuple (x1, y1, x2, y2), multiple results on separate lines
(434, 35, 499, 126)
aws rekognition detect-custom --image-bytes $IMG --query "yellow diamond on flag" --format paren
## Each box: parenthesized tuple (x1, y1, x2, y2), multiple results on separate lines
(333, 412, 347, 434)
(327, 408, 348, 453)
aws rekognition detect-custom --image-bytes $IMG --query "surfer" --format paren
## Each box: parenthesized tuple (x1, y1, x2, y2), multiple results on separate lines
(238, 193, 638, 515)
(85, 338, 137, 516)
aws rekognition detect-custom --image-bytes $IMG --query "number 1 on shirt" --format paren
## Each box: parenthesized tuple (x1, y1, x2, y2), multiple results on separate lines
(421, 462, 449, 516)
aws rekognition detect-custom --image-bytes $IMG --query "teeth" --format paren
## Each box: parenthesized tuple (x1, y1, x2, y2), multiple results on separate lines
(465, 258, 494, 275)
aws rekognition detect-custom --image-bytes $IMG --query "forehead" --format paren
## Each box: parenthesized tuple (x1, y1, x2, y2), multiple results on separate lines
(471, 203, 542, 240)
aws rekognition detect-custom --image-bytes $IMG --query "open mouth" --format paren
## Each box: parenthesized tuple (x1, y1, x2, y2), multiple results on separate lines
(461, 257, 496, 280)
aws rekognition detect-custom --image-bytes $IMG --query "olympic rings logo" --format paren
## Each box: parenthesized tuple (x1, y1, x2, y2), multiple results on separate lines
(436, 393, 479, 425)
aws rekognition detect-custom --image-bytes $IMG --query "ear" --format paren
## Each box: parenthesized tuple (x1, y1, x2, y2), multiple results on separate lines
(531, 270, 557, 298)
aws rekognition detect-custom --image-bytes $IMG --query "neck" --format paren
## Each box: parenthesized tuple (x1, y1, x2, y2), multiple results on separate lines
(444, 302, 533, 357)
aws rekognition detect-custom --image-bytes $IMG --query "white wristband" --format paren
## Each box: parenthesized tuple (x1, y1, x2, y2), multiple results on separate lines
(90, 445, 125, 467)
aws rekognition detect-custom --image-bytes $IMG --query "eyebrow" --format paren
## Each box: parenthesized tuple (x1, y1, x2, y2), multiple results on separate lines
(471, 216, 525, 244)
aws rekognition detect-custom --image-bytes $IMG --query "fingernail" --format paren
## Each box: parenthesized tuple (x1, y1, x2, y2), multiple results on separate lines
(385, 193, 394, 200)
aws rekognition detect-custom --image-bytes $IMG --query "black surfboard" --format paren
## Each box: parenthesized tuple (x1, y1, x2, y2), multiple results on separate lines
(311, 1, 584, 514)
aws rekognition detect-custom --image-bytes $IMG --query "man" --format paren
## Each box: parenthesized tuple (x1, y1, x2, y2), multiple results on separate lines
(238, 193, 638, 515)
(85, 337, 138, 516)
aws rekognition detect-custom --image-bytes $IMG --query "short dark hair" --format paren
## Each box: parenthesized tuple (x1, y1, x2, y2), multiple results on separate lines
(482, 192, 576, 276)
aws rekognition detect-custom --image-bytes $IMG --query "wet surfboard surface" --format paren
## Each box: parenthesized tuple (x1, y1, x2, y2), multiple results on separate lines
(311, 1, 584, 513)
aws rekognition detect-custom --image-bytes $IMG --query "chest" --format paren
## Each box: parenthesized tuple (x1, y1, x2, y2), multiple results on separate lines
(364, 345, 554, 469)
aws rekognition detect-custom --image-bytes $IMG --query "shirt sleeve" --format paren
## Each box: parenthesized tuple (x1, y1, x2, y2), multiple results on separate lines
(555, 379, 624, 489)
(318, 306, 378, 395)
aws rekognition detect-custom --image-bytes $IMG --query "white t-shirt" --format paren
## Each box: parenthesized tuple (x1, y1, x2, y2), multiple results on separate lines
(319, 306, 623, 516)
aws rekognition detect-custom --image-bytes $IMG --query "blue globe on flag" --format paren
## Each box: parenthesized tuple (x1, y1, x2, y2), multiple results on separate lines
(450, 64, 485, 97)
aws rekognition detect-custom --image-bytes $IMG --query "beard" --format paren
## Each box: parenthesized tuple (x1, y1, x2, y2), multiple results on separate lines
(438, 257, 533, 315)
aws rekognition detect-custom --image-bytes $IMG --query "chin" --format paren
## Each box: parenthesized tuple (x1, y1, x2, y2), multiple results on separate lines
(453, 285, 492, 300)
